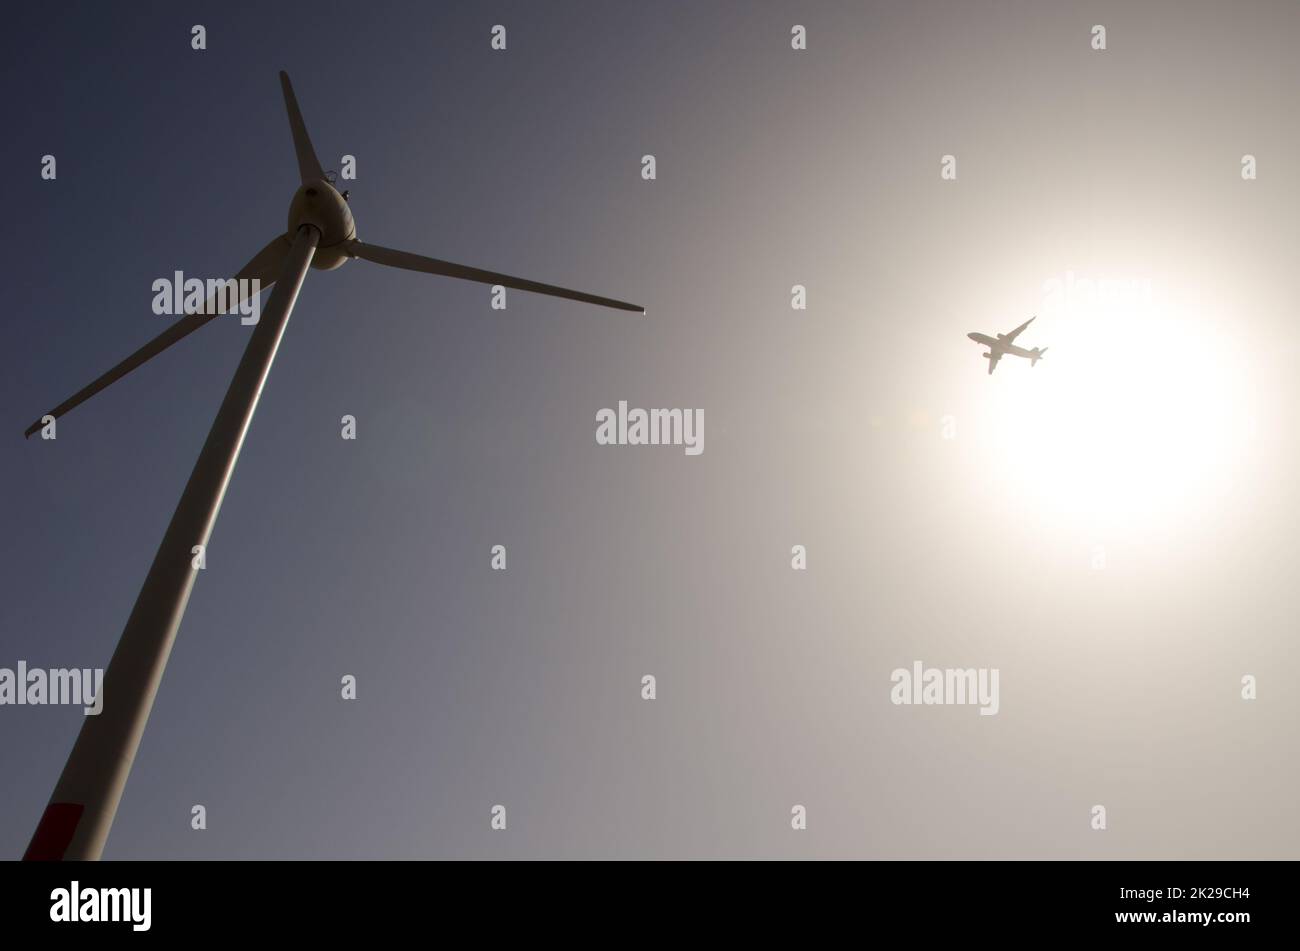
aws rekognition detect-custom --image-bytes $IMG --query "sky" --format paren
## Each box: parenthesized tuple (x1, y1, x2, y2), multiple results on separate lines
(1, 0, 1298, 859)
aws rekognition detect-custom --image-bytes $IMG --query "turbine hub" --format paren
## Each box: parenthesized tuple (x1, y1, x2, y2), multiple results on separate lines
(287, 179, 355, 268)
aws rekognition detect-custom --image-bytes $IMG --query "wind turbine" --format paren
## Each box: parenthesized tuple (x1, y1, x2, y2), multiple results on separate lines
(22, 72, 642, 861)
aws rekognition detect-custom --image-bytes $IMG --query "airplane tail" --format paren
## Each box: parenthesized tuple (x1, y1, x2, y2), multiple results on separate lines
(1030, 347, 1047, 367)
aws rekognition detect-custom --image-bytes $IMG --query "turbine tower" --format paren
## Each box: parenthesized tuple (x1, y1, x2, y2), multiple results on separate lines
(23, 72, 642, 861)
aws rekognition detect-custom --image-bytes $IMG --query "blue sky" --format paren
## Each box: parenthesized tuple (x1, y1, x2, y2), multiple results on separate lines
(3, 1, 1298, 858)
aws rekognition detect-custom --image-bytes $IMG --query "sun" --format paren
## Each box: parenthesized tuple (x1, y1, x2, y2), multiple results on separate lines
(968, 283, 1255, 541)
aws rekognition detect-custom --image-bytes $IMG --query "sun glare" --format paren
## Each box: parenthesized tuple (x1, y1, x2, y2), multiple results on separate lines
(971, 287, 1254, 540)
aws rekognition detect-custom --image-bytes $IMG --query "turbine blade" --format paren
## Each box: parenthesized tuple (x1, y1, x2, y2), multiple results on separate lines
(279, 71, 324, 184)
(346, 240, 644, 314)
(24, 235, 291, 438)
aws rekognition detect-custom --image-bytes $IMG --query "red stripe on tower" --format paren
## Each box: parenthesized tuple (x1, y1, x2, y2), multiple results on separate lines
(22, 803, 84, 861)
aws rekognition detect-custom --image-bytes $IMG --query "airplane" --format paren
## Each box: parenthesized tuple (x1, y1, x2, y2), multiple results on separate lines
(967, 316, 1047, 375)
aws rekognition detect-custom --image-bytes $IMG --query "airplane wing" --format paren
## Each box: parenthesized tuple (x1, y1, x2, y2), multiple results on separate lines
(1004, 316, 1035, 342)
(987, 351, 1002, 375)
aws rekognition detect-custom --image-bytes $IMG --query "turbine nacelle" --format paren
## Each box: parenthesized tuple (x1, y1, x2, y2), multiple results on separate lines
(287, 179, 356, 268)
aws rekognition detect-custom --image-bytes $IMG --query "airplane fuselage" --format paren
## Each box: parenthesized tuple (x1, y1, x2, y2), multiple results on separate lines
(967, 332, 1034, 359)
